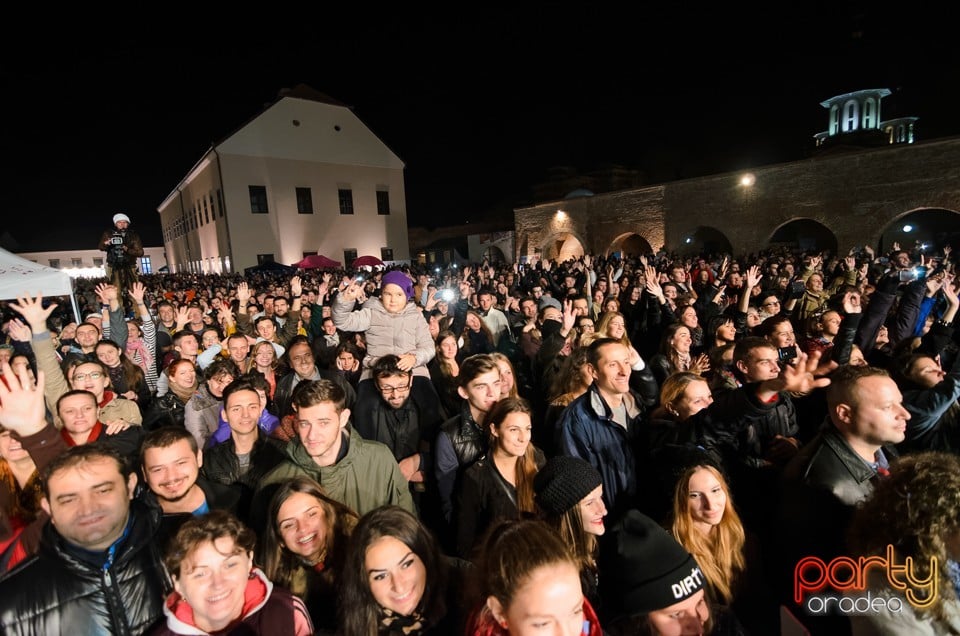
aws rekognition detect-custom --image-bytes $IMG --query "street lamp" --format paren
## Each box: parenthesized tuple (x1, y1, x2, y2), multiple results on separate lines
(740, 173, 756, 187)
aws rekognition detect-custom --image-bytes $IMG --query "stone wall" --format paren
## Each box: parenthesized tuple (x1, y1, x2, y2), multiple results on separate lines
(515, 136, 960, 259)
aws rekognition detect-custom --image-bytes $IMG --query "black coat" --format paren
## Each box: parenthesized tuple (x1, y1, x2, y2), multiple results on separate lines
(0, 500, 170, 636)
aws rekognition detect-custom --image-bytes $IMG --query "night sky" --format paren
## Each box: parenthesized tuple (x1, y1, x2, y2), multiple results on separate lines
(6, 6, 958, 252)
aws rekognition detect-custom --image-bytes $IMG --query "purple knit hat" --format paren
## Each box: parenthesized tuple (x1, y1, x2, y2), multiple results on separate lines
(381, 271, 414, 299)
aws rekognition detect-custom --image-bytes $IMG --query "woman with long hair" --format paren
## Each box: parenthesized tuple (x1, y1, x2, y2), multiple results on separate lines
(95, 339, 152, 408)
(247, 339, 279, 401)
(124, 318, 158, 393)
(340, 505, 466, 636)
(533, 455, 607, 607)
(0, 421, 67, 573)
(670, 463, 746, 606)
(489, 352, 519, 400)
(143, 358, 198, 430)
(666, 453, 775, 635)
(540, 347, 592, 457)
(455, 397, 545, 560)
(648, 323, 710, 386)
(260, 476, 358, 634)
(428, 330, 462, 418)
(466, 517, 604, 635)
(460, 310, 496, 358)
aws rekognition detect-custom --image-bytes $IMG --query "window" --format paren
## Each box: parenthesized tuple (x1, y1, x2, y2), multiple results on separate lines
(862, 97, 876, 129)
(380, 247, 394, 261)
(249, 186, 269, 214)
(338, 189, 354, 215)
(216, 189, 224, 218)
(376, 190, 390, 215)
(93, 257, 103, 267)
(257, 253, 275, 264)
(343, 248, 358, 264)
(296, 187, 314, 214)
(139, 257, 152, 274)
(302, 251, 318, 258)
(71, 258, 82, 267)
(49, 259, 60, 268)
(842, 100, 859, 133)
(829, 105, 840, 135)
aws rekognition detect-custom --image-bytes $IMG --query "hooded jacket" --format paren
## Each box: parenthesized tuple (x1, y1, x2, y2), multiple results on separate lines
(149, 568, 312, 636)
(254, 432, 415, 523)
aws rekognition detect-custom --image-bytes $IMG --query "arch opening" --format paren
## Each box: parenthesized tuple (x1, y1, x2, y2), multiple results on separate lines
(768, 219, 838, 254)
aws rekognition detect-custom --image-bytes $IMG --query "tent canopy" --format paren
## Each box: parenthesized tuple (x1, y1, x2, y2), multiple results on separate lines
(352, 255, 384, 268)
(244, 261, 297, 276)
(294, 254, 341, 269)
(0, 248, 79, 321)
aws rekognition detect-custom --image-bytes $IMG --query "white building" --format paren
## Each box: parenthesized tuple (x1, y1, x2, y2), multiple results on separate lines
(158, 85, 410, 274)
(16, 247, 167, 279)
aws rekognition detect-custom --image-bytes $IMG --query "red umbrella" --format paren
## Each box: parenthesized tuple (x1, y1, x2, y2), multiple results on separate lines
(352, 255, 384, 267)
(294, 254, 342, 269)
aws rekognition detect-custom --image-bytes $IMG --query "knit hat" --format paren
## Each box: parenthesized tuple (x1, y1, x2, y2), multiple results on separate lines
(381, 271, 414, 299)
(113, 213, 131, 225)
(538, 296, 562, 312)
(598, 509, 705, 618)
(534, 456, 602, 515)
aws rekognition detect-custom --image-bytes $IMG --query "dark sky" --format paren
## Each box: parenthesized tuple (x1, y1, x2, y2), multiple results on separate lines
(6, 6, 958, 251)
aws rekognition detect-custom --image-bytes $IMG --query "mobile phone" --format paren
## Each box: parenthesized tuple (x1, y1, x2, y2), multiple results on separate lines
(354, 275, 364, 283)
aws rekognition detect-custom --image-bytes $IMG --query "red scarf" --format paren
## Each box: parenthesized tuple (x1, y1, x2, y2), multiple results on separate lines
(62, 422, 103, 447)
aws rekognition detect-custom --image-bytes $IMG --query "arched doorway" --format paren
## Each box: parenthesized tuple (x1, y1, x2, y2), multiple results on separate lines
(677, 226, 733, 256)
(541, 232, 585, 262)
(879, 208, 960, 255)
(768, 219, 838, 254)
(482, 245, 506, 264)
(608, 232, 652, 258)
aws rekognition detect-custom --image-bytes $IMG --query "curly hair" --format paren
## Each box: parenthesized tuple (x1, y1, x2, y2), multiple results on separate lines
(848, 451, 960, 623)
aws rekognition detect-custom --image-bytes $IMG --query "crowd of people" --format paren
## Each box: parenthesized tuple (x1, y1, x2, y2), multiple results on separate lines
(0, 235, 956, 635)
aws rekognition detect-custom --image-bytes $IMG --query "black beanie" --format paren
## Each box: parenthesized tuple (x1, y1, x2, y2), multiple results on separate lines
(534, 456, 603, 515)
(598, 509, 705, 618)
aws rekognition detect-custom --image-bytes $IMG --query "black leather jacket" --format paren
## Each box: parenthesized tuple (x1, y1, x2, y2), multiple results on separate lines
(0, 500, 170, 636)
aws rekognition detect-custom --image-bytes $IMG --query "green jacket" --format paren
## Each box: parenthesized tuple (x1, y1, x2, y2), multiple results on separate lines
(254, 431, 415, 522)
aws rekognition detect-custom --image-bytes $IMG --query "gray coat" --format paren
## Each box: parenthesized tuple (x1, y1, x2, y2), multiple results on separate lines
(332, 294, 435, 380)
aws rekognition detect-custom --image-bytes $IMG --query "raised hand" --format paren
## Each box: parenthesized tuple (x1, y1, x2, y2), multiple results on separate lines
(340, 281, 362, 302)
(290, 276, 302, 297)
(690, 353, 711, 376)
(561, 300, 576, 333)
(236, 281, 250, 304)
(129, 281, 146, 306)
(6, 319, 32, 343)
(0, 361, 46, 437)
(745, 265, 763, 289)
(8, 293, 55, 333)
(175, 305, 190, 329)
(842, 290, 862, 315)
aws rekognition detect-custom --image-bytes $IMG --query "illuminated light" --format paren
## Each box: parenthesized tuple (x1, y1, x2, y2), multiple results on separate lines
(685, 237, 693, 244)
(740, 173, 756, 187)
(556, 210, 567, 220)
(919, 243, 929, 251)
(902, 224, 914, 233)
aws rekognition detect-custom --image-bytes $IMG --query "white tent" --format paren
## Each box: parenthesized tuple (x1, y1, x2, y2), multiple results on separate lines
(0, 248, 80, 322)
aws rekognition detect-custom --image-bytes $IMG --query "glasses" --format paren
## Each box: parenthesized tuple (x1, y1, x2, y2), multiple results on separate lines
(290, 353, 314, 364)
(72, 372, 103, 382)
(377, 380, 412, 395)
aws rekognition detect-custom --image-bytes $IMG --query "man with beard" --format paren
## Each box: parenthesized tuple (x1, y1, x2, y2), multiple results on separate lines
(138, 426, 239, 549)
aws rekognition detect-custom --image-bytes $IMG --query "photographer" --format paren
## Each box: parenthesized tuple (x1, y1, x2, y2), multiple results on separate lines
(98, 212, 143, 292)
